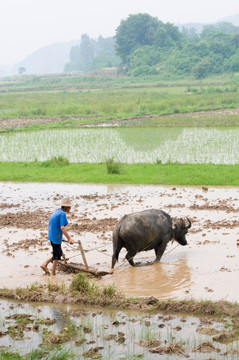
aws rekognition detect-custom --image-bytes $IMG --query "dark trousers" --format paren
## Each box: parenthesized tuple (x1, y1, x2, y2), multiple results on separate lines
(51, 242, 62, 260)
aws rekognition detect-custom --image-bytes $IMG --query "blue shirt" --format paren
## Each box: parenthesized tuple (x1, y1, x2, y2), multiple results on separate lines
(48, 209, 68, 244)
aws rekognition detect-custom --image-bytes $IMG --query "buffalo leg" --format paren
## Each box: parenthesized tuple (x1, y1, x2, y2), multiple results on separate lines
(111, 255, 117, 269)
(126, 250, 136, 266)
(154, 242, 167, 262)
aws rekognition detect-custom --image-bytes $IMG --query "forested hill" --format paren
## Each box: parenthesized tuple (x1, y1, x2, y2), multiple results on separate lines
(2, 12, 239, 79)
(220, 13, 239, 26)
(64, 13, 239, 79)
(10, 40, 78, 75)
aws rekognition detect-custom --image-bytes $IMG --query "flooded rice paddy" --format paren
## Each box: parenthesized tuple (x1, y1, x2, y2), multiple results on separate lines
(1, 299, 239, 359)
(1, 127, 239, 163)
(1, 182, 239, 357)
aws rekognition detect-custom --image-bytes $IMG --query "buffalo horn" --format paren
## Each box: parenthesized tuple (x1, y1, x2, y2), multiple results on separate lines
(186, 217, 191, 229)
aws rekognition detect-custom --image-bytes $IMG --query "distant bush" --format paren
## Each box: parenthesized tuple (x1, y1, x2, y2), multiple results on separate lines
(41, 156, 70, 167)
(106, 157, 121, 174)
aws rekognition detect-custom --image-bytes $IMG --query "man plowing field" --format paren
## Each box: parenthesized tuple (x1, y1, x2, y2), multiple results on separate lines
(41, 197, 74, 276)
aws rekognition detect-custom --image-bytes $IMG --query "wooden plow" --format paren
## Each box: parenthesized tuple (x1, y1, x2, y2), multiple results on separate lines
(58, 240, 111, 277)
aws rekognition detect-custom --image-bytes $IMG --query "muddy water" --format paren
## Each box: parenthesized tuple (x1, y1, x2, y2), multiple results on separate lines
(1, 182, 239, 302)
(1, 299, 239, 359)
(104, 240, 239, 301)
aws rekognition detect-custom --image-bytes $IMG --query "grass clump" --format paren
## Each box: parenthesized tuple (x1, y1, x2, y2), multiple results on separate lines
(41, 156, 70, 167)
(47, 280, 61, 292)
(106, 157, 121, 174)
(155, 157, 162, 165)
(70, 273, 98, 295)
(102, 284, 116, 297)
(70, 273, 119, 306)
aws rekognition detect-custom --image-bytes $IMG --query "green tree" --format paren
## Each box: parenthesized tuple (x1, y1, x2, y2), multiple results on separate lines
(225, 50, 239, 72)
(65, 35, 119, 73)
(18, 66, 26, 75)
(182, 26, 200, 41)
(115, 13, 184, 69)
(64, 34, 94, 72)
(207, 32, 234, 58)
(232, 34, 239, 48)
(192, 57, 212, 79)
(155, 22, 182, 48)
(78, 33, 94, 71)
(201, 22, 239, 38)
(69, 44, 81, 63)
(91, 36, 121, 69)
(115, 13, 160, 65)
(128, 46, 160, 76)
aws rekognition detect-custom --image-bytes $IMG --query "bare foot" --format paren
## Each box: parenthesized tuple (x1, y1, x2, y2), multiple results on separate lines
(40, 265, 50, 275)
(51, 272, 56, 276)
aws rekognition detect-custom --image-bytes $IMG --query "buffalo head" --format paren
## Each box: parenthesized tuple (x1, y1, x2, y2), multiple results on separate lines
(172, 217, 191, 245)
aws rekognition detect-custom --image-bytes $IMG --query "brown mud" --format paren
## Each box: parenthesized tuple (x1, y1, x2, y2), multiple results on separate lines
(1, 182, 239, 303)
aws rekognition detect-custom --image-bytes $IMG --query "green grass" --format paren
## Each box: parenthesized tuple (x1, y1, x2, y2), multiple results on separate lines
(0, 161, 238, 186)
(1, 83, 239, 120)
(1, 72, 239, 92)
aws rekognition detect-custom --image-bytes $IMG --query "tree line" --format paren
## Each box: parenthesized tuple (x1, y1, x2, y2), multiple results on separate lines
(65, 13, 239, 79)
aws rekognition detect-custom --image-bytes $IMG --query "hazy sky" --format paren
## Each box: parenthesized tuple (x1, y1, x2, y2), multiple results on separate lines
(1, 0, 239, 65)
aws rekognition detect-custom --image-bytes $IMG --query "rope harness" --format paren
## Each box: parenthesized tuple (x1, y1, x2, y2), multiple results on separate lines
(62, 240, 112, 260)
(117, 240, 180, 268)
(63, 238, 180, 266)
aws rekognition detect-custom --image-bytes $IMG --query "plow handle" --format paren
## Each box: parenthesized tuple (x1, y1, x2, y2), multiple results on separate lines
(78, 240, 89, 269)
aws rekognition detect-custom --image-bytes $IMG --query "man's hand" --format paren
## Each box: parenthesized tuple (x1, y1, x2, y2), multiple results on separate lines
(68, 237, 74, 245)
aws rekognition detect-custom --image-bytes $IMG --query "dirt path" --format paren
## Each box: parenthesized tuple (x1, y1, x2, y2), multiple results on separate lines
(1, 182, 239, 302)
(1, 107, 239, 130)
(0, 116, 92, 129)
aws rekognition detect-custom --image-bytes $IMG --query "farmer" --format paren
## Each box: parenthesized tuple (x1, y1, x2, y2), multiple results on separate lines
(41, 197, 74, 276)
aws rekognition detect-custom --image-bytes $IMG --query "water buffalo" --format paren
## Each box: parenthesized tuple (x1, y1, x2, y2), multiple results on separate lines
(111, 209, 191, 268)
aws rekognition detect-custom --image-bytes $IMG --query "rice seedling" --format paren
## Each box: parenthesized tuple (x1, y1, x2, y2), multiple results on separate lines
(1, 302, 239, 360)
(1, 127, 239, 165)
(44, 348, 76, 360)
(139, 319, 160, 342)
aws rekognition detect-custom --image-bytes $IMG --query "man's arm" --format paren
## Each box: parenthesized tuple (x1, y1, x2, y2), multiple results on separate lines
(61, 225, 74, 244)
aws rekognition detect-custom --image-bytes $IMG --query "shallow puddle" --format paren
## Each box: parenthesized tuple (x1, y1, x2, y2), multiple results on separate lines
(104, 239, 239, 301)
(104, 257, 192, 299)
(1, 182, 239, 302)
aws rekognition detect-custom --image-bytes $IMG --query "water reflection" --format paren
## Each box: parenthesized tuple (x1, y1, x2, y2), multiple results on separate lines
(52, 307, 68, 330)
(104, 256, 192, 299)
(0, 299, 236, 359)
(117, 127, 183, 151)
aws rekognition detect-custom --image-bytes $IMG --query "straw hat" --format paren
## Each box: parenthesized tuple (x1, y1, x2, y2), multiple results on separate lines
(61, 197, 72, 207)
